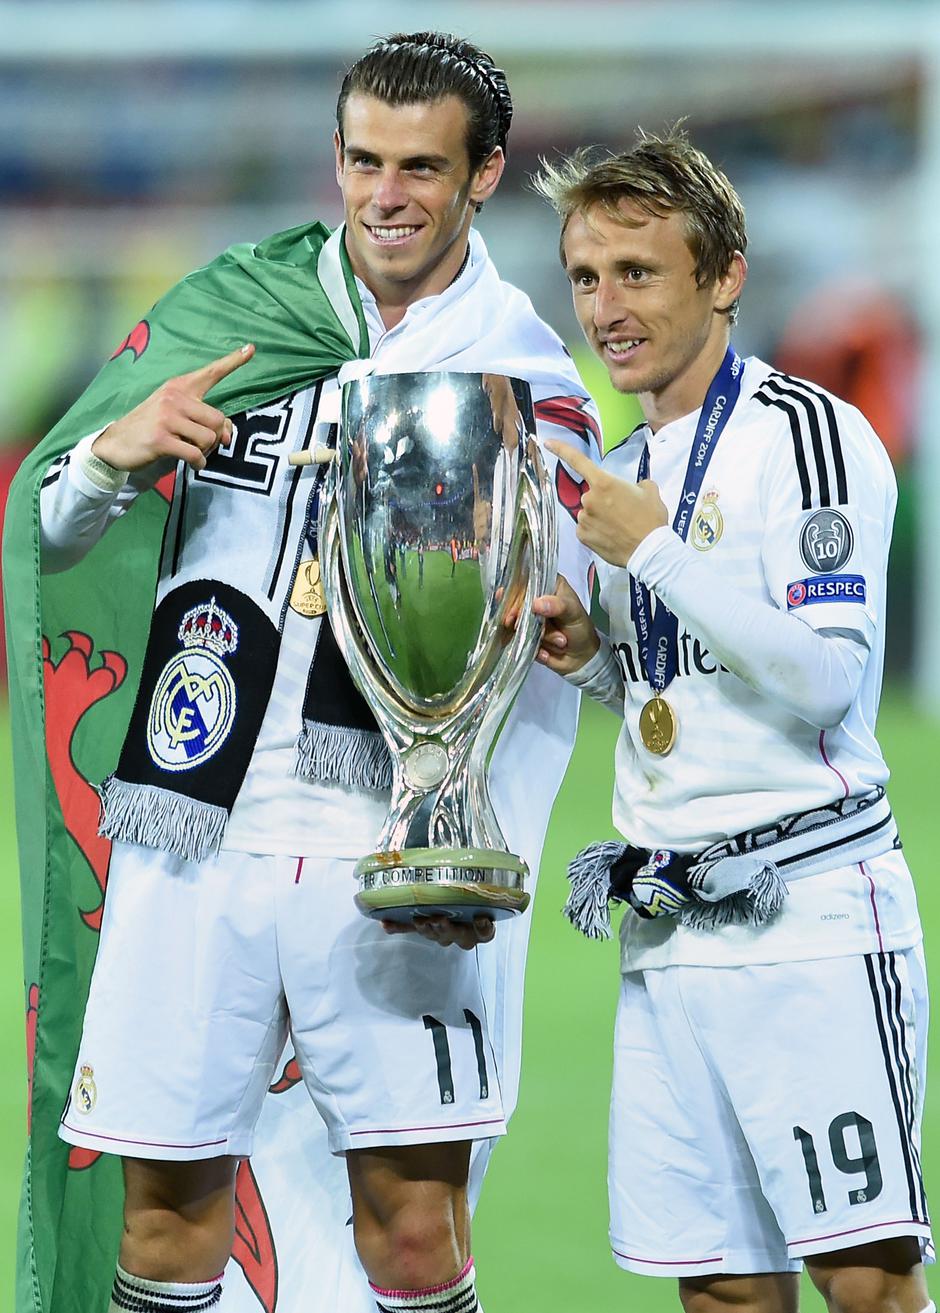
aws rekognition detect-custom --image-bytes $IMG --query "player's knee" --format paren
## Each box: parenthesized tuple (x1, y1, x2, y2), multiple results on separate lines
(354, 1191, 464, 1289)
(812, 1267, 914, 1313)
(812, 1268, 887, 1313)
(680, 1285, 750, 1312)
(806, 1238, 926, 1313)
(679, 1273, 797, 1313)
(347, 1141, 471, 1287)
(120, 1157, 237, 1281)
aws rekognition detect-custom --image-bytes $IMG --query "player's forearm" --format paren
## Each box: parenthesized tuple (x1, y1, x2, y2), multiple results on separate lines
(628, 527, 867, 729)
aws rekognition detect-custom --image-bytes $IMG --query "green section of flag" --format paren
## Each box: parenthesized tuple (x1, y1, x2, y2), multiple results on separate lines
(1, 221, 367, 1312)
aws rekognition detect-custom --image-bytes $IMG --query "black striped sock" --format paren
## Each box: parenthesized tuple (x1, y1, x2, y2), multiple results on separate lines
(371, 1257, 481, 1311)
(109, 1264, 223, 1312)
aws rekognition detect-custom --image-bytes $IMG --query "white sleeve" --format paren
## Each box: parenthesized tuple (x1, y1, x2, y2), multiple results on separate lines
(563, 637, 625, 716)
(39, 431, 170, 573)
(757, 386, 893, 649)
(629, 527, 868, 729)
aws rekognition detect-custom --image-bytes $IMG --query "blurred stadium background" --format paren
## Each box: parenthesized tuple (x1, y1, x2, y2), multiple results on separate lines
(0, 2, 936, 1307)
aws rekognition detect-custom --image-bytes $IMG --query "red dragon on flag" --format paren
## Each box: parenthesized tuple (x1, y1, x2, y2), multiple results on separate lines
(39, 544, 283, 1311)
(534, 395, 601, 521)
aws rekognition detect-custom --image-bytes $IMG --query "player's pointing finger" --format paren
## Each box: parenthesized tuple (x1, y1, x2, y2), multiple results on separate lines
(543, 438, 599, 482)
(180, 343, 256, 398)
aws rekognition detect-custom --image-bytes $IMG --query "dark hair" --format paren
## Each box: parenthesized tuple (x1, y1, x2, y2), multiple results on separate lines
(533, 128, 747, 321)
(336, 31, 513, 172)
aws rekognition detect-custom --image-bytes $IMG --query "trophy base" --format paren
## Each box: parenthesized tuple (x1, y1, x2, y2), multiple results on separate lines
(354, 847, 530, 924)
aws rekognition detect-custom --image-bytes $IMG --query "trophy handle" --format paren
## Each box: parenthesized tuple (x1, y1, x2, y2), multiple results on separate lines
(526, 439, 559, 600)
(467, 442, 558, 782)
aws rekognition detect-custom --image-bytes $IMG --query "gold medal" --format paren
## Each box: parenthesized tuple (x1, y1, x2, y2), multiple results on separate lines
(639, 696, 678, 755)
(289, 558, 327, 617)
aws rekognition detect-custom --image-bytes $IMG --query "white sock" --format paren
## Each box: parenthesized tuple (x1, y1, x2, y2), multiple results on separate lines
(109, 1263, 223, 1312)
(918, 1303, 936, 1313)
(370, 1256, 481, 1311)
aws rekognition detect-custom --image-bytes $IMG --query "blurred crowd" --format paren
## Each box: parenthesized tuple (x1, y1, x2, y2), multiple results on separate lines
(0, 50, 923, 677)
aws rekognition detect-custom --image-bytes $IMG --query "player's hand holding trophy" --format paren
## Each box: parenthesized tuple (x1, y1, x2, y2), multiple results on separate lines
(318, 371, 556, 924)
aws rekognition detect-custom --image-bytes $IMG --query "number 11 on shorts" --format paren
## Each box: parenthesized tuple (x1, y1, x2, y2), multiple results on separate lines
(423, 1012, 489, 1105)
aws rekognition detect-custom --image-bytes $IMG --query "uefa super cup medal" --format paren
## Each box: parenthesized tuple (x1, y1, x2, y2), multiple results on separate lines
(638, 694, 678, 755)
(289, 558, 327, 617)
(319, 370, 557, 924)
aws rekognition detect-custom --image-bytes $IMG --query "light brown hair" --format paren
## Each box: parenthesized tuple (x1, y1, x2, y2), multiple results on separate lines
(533, 129, 747, 315)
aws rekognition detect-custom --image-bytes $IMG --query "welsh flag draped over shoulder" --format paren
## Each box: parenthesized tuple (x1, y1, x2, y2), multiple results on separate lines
(2, 221, 368, 1313)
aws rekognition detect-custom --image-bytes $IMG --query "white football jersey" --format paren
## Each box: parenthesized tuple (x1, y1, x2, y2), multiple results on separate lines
(593, 356, 921, 968)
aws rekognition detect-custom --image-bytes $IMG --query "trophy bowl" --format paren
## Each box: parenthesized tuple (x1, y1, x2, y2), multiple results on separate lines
(319, 370, 556, 923)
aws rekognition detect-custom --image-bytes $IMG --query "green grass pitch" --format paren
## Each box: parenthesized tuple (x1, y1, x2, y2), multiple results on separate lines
(0, 690, 935, 1308)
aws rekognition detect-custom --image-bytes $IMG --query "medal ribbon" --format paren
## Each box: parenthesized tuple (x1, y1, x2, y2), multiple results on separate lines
(304, 423, 339, 557)
(630, 347, 743, 697)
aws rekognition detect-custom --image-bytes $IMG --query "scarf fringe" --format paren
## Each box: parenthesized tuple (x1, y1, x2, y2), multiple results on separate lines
(678, 861, 786, 930)
(563, 840, 629, 940)
(563, 843, 788, 938)
(293, 721, 393, 792)
(98, 776, 228, 863)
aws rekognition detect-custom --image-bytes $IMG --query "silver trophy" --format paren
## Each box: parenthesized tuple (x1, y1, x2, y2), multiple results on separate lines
(319, 371, 556, 923)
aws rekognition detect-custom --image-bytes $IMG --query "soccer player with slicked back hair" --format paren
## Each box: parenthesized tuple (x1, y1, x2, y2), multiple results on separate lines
(531, 132, 932, 1313)
(7, 31, 598, 1313)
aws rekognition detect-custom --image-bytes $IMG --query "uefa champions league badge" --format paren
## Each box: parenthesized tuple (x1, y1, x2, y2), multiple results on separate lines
(799, 508, 854, 573)
(691, 488, 723, 551)
(75, 1064, 97, 1114)
(146, 598, 239, 772)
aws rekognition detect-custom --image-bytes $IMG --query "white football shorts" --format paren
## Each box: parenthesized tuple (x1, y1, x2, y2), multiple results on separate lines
(59, 841, 506, 1159)
(609, 948, 931, 1276)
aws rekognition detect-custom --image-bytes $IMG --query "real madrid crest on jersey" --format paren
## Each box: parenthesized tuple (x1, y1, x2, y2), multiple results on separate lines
(75, 1064, 97, 1114)
(691, 488, 723, 551)
(146, 598, 239, 771)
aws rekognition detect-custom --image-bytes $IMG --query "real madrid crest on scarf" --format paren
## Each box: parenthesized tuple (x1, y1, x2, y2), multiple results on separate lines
(100, 579, 281, 862)
(148, 598, 239, 770)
